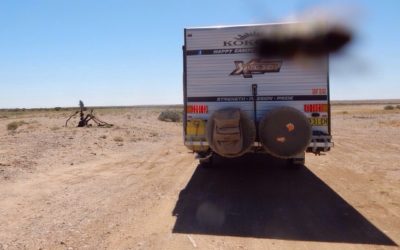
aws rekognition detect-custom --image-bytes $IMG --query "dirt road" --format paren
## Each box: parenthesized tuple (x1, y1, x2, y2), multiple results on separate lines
(0, 105, 399, 249)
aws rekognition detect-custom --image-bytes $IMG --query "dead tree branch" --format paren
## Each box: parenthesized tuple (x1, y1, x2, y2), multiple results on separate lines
(65, 101, 113, 128)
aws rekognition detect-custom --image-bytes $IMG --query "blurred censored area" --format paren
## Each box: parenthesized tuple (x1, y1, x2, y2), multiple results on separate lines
(255, 21, 352, 58)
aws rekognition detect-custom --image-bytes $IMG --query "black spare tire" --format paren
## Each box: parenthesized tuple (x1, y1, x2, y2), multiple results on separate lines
(206, 108, 256, 158)
(259, 107, 311, 158)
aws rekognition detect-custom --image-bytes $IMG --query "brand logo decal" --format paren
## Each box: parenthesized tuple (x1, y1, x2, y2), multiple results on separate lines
(224, 31, 261, 47)
(230, 59, 282, 78)
(234, 31, 260, 41)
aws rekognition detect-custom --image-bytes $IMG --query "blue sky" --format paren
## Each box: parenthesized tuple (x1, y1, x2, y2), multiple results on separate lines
(0, 0, 399, 108)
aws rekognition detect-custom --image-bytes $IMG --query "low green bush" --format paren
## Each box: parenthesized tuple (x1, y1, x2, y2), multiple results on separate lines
(158, 110, 182, 122)
(384, 105, 395, 110)
(7, 120, 27, 131)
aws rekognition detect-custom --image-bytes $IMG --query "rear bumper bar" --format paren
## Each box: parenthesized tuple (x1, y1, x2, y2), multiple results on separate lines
(185, 135, 333, 153)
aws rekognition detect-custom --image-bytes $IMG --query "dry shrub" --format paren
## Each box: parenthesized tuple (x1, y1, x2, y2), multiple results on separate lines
(396, 105, 400, 109)
(113, 136, 124, 142)
(158, 110, 182, 122)
(384, 105, 395, 110)
(7, 121, 27, 131)
(50, 126, 60, 131)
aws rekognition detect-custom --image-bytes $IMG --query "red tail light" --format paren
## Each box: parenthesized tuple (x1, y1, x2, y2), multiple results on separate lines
(304, 104, 328, 113)
(187, 105, 208, 114)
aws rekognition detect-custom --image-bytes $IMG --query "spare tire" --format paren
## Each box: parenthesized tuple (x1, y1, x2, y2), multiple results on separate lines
(206, 108, 256, 158)
(259, 107, 311, 158)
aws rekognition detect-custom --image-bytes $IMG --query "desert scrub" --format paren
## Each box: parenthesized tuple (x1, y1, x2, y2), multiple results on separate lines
(113, 136, 124, 142)
(50, 126, 60, 131)
(158, 110, 182, 122)
(396, 105, 400, 109)
(384, 105, 395, 110)
(7, 120, 28, 131)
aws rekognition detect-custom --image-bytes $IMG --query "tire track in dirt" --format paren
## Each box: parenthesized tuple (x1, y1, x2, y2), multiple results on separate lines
(0, 140, 195, 250)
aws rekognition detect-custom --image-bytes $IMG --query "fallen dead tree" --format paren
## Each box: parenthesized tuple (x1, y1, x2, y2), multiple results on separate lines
(65, 100, 113, 128)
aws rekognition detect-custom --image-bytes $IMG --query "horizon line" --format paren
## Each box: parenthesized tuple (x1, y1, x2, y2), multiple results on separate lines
(1, 98, 400, 110)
